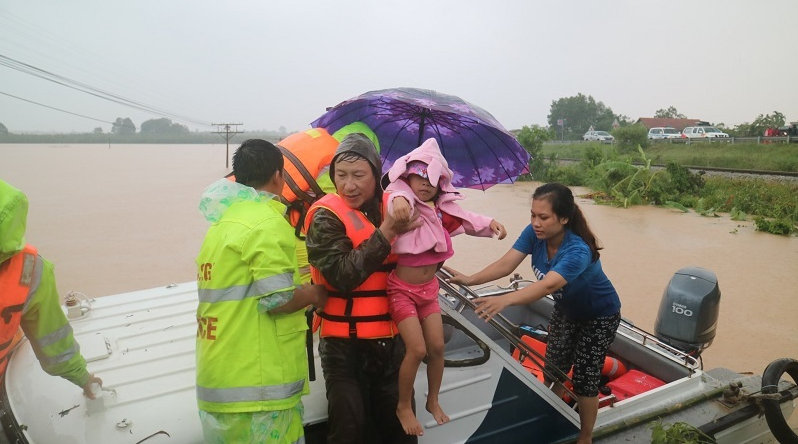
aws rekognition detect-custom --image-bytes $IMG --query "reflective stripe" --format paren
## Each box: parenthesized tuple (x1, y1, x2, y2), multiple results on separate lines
(197, 379, 305, 403)
(38, 342, 79, 366)
(35, 323, 73, 348)
(198, 273, 295, 304)
(22, 253, 43, 314)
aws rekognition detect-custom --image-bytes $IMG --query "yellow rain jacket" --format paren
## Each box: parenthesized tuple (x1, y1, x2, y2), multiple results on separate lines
(196, 180, 308, 413)
(0, 179, 91, 387)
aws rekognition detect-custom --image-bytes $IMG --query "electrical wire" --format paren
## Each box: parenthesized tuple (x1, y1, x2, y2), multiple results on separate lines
(0, 53, 213, 128)
(0, 8, 221, 130)
(0, 90, 114, 125)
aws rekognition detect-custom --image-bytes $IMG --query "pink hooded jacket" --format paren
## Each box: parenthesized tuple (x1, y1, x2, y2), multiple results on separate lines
(382, 138, 495, 256)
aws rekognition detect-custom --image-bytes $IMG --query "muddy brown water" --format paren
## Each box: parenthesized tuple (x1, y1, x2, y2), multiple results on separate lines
(2, 143, 797, 378)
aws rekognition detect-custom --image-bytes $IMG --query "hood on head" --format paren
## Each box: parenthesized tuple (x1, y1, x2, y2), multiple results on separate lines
(0, 179, 29, 263)
(330, 133, 383, 201)
(381, 138, 456, 193)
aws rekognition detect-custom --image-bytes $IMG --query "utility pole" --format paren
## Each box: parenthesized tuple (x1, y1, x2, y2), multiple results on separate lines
(212, 123, 243, 168)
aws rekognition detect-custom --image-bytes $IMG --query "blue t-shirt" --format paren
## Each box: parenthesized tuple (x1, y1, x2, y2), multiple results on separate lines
(512, 225, 621, 320)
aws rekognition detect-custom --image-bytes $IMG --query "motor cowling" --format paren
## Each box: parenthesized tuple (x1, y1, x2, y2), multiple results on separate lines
(654, 267, 720, 357)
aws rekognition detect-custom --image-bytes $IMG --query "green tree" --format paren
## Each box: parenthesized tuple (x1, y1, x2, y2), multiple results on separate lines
(615, 115, 633, 126)
(547, 93, 617, 140)
(750, 111, 786, 136)
(517, 125, 554, 179)
(140, 118, 189, 134)
(654, 106, 687, 119)
(730, 111, 785, 137)
(93, 127, 103, 134)
(0, 122, 8, 136)
(111, 117, 136, 135)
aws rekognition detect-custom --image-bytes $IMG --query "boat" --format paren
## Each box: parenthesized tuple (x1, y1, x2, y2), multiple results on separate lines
(1, 267, 796, 444)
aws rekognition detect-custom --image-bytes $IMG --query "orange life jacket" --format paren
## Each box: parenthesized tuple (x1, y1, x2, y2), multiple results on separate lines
(225, 128, 338, 237)
(277, 128, 337, 204)
(305, 194, 398, 339)
(0, 244, 38, 376)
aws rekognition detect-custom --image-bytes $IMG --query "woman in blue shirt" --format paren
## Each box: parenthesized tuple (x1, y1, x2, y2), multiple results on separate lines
(444, 183, 621, 444)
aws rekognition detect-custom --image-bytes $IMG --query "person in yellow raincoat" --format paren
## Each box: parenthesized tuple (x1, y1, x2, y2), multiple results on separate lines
(0, 179, 102, 398)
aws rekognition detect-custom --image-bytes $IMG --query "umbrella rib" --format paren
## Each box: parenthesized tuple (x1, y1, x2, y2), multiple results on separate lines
(413, 110, 527, 189)
(379, 117, 422, 163)
(471, 125, 530, 184)
(426, 123, 489, 191)
(441, 123, 529, 189)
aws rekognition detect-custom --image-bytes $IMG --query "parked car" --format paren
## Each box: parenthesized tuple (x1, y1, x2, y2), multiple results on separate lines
(682, 126, 729, 139)
(648, 127, 682, 139)
(583, 130, 614, 142)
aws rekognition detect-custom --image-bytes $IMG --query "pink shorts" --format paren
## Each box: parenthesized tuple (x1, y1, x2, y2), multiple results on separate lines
(387, 271, 441, 324)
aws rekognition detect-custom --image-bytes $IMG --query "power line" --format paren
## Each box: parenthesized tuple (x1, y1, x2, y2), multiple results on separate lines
(0, 52, 214, 128)
(212, 123, 243, 169)
(0, 90, 114, 124)
(0, 8, 202, 117)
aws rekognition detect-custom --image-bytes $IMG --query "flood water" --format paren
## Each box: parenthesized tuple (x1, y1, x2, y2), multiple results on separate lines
(1, 143, 797, 377)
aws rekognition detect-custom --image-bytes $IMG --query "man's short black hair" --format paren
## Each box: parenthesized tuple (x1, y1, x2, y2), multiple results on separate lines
(232, 139, 284, 189)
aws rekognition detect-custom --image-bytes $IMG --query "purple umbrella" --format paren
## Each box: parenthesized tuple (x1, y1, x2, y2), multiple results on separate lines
(311, 87, 531, 190)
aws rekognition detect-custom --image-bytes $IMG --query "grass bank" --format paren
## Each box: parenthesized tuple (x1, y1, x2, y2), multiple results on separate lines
(541, 141, 798, 172)
(525, 145, 798, 235)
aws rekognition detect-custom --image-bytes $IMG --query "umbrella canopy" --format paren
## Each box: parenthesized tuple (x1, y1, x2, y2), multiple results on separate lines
(311, 87, 530, 190)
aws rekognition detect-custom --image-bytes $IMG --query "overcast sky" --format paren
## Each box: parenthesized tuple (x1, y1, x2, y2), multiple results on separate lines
(1, 0, 797, 134)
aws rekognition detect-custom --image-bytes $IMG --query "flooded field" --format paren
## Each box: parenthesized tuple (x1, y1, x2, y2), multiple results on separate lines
(1, 143, 796, 377)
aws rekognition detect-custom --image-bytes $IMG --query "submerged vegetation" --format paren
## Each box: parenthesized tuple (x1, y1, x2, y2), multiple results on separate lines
(649, 421, 716, 444)
(518, 138, 798, 236)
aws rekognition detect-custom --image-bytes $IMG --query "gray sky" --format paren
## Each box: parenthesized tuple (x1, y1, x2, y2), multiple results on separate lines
(1, 0, 797, 134)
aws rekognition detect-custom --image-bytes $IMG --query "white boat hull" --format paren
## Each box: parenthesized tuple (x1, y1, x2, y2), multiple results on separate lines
(1, 281, 795, 444)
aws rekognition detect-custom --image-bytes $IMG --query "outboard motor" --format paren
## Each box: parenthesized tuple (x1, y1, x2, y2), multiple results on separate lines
(654, 267, 720, 357)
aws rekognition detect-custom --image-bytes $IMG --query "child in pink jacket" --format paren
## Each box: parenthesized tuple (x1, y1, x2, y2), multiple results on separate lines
(381, 138, 507, 436)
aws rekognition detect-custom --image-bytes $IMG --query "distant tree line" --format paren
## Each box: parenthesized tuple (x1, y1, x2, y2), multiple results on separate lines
(0, 116, 285, 144)
(110, 117, 190, 135)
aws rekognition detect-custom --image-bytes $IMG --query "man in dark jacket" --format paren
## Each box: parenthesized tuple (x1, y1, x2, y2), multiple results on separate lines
(305, 133, 420, 443)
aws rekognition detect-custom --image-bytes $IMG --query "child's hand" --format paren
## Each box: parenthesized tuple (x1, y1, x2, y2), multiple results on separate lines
(490, 220, 507, 240)
(392, 197, 411, 221)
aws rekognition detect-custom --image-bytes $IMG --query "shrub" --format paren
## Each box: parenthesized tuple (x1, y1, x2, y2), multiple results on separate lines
(612, 124, 648, 153)
(517, 125, 555, 181)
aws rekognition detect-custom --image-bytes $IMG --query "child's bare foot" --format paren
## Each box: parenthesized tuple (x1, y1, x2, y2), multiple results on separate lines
(397, 405, 424, 435)
(426, 400, 450, 425)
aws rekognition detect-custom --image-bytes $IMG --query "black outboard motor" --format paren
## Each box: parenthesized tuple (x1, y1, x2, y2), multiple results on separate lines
(654, 267, 720, 357)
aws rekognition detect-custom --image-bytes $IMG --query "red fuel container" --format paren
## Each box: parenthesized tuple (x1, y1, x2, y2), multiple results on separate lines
(605, 369, 665, 401)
